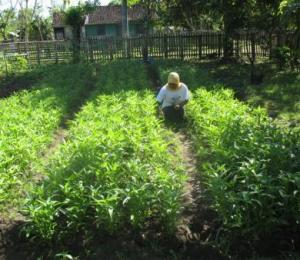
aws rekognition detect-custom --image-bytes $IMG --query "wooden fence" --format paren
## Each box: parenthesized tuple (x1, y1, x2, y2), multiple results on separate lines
(0, 31, 295, 67)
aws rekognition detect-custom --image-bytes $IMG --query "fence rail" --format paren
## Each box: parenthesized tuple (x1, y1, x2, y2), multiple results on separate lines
(0, 31, 296, 66)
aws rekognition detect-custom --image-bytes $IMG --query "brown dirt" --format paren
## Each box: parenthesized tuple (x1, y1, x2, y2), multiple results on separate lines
(0, 64, 226, 259)
(146, 63, 225, 259)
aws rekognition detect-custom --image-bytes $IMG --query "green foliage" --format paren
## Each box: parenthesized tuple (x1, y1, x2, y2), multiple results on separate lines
(272, 45, 300, 70)
(0, 55, 28, 77)
(186, 88, 300, 252)
(0, 8, 17, 41)
(64, 1, 100, 36)
(64, 6, 86, 31)
(272, 46, 292, 69)
(108, 0, 122, 5)
(29, 16, 53, 41)
(23, 61, 185, 244)
(0, 64, 95, 212)
(0, 88, 62, 210)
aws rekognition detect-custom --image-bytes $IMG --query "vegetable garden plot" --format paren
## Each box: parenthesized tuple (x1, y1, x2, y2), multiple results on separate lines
(24, 61, 185, 243)
(186, 89, 300, 252)
(156, 62, 300, 254)
(0, 64, 95, 212)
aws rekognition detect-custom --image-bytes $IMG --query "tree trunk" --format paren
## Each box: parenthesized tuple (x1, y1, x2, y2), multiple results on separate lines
(121, 0, 129, 37)
(222, 0, 234, 62)
(72, 26, 81, 63)
(24, 0, 29, 42)
(142, 0, 151, 62)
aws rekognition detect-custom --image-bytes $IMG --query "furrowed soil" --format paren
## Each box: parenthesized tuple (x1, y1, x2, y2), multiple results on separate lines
(0, 64, 226, 259)
(145, 63, 225, 259)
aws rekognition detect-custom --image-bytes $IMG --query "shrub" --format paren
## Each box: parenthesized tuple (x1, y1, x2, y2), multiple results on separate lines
(0, 55, 28, 77)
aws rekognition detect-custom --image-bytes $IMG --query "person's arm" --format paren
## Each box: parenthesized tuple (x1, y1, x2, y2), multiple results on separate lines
(178, 100, 189, 106)
(174, 85, 189, 109)
(156, 87, 165, 115)
(157, 101, 163, 116)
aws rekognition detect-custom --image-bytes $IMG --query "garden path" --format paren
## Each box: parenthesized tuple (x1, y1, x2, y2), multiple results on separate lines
(145, 64, 216, 248)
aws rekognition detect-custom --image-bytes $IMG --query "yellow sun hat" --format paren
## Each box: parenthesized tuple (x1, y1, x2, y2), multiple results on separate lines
(168, 72, 180, 88)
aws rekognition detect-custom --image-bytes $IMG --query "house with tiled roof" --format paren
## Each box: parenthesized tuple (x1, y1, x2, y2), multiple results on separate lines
(53, 5, 156, 40)
(53, 12, 73, 40)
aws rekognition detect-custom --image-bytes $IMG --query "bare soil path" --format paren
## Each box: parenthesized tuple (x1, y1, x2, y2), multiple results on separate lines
(145, 63, 224, 259)
(0, 63, 224, 259)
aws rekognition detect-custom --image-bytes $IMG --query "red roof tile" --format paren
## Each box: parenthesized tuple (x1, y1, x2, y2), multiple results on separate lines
(53, 5, 155, 27)
(86, 5, 147, 25)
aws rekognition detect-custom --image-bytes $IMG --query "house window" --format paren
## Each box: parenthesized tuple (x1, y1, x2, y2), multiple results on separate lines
(116, 24, 122, 36)
(97, 25, 106, 35)
(55, 28, 65, 40)
(135, 24, 144, 35)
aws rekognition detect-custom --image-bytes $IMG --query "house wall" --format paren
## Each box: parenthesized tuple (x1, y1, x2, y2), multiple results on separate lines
(129, 23, 135, 35)
(85, 23, 149, 37)
(65, 26, 73, 40)
(85, 24, 118, 37)
(106, 24, 118, 36)
(54, 26, 73, 40)
(85, 25, 98, 36)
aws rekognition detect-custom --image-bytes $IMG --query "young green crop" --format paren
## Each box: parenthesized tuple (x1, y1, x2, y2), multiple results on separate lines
(0, 64, 95, 212)
(0, 55, 29, 78)
(0, 88, 61, 209)
(186, 88, 300, 252)
(23, 61, 185, 243)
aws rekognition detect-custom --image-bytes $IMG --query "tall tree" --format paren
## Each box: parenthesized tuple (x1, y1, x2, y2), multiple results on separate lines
(64, 1, 100, 62)
(279, 0, 300, 48)
(159, 0, 220, 30)
(127, 0, 160, 61)
(0, 0, 19, 41)
(18, 0, 40, 41)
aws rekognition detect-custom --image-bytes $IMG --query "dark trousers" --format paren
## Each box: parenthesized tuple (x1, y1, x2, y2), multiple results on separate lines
(162, 106, 184, 122)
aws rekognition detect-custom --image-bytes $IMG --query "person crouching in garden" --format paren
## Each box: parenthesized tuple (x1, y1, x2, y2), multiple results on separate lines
(157, 72, 190, 122)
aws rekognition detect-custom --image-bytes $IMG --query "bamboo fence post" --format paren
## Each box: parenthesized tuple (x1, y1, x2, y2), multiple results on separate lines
(251, 32, 256, 64)
(164, 34, 168, 58)
(3, 50, 8, 77)
(180, 34, 184, 60)
(36, 42, 41, 64)
(55, 41, 58, 64)
(218, 33, 222, 58)
(198, 34, 202, 59)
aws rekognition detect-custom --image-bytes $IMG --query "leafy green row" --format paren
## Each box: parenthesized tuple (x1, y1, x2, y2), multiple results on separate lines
(0, 55, 29, 77)
(0, 64, 95, 211)
(186, 88, 300, 250)
(24, 61, 185, 243)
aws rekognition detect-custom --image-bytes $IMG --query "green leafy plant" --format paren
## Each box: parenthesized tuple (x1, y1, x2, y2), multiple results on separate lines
(23, 61, 185, 244)
(0, 54, 28, 77)
(272, 46, 292, 70)
(186, 88, 300, 253)
(0, 63, 95, 212)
